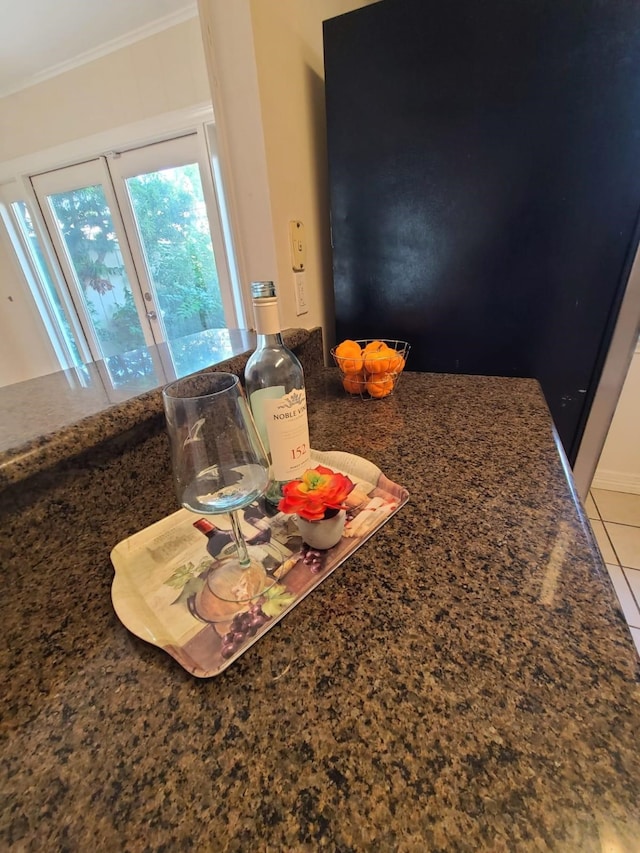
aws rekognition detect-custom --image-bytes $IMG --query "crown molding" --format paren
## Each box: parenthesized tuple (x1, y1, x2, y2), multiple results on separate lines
(0, 4, 198, 99)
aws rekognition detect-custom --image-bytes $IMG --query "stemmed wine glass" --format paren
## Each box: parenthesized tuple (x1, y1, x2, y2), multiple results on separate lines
(163, 371, 276, 605)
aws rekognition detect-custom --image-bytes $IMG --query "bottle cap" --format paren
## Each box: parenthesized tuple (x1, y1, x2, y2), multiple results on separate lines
(193, 518, 215, 535)
(251, 281, 277, 299)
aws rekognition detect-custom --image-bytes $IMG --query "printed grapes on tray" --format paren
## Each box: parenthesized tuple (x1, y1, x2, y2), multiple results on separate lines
(330, 339, 410, 399)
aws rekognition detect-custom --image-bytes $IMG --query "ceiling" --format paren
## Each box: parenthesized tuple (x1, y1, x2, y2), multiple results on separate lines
(0, 0, 197, 97)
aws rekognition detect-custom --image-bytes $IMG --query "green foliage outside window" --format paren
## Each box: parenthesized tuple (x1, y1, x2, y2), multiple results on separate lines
(50, 165, 225, 357)
(127, 164, 225, 340)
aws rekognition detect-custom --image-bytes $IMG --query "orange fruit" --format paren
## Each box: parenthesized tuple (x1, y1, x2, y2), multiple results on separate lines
(335, 339, 361, 355)
(334, 339, 363, 374)
(342, 371, 366, 395)
(387, 351, 405, 373)
(363, 342, 394, 374)
(365, 373, 395, 398)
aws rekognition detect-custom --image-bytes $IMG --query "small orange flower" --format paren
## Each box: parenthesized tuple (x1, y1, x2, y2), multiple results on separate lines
(278, 465, 355, 521)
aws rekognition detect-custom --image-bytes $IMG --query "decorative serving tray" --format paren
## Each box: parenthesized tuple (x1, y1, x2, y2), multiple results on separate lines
(110, 450, 409, 678)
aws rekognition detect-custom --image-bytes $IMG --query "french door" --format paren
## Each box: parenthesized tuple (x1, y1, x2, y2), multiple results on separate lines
(31, 132, 241, 376)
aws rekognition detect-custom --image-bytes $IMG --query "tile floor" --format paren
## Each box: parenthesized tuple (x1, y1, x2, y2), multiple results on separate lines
(586, 488, 640, 658)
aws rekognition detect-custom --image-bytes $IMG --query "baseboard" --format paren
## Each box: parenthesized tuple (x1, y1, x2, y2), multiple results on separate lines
(591, 469, 640, 495)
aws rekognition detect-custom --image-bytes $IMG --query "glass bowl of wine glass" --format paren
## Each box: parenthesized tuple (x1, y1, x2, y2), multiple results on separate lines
(163, 371, 279, 610)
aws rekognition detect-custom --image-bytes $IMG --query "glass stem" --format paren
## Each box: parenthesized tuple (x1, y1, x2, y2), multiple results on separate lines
(229, 511, 251, 568)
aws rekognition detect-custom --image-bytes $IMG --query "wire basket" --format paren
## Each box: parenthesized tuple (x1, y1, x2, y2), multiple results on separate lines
(330, 339, 411, 400)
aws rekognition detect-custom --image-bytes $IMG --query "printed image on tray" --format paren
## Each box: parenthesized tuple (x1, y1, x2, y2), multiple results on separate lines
(111, 450, 409, 677)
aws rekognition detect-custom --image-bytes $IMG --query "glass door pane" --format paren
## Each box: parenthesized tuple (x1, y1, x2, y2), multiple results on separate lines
(126, 162, 224, 342)
(31, 159, 159, 387)
(47, 184, 148, 359)
(29, 136, 243, 385)
(110, 133, 241, 374)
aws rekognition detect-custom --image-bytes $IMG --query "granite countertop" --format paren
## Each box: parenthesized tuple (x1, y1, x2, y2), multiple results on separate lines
(0, 327, 310, 488)
(1, 333, 639, 852)
(0, 327, 259, 457)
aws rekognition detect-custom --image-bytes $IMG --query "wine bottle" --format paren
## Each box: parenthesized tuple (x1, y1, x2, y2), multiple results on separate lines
(193, 516, 271, 554)
(244, 280, 311, 505)
(193, 518, 234, 558)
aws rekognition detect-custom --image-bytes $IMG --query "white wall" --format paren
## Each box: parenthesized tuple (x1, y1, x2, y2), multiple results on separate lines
(198, 0, 380, 344)
(0, 18, 210, 164)
(250, 0, 383, 339)
(593, 346, 640, 494)
(0, 222, 59, 386)
(197, 0, 279, 315)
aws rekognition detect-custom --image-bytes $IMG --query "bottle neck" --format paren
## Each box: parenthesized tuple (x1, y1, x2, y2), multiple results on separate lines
(193, 518, 215, 537)
(256, 331, 284, 349)
(253, 296, 282, 341)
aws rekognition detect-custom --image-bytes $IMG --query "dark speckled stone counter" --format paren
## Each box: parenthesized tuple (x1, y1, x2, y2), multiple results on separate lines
(0, 327, 257, 458)
(0, 328, 311, 488)
(1, 329, 639, 852)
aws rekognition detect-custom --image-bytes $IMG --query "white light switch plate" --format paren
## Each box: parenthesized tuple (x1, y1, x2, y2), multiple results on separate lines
(289, 220, 306, 271)
(295, 273, 308, 315)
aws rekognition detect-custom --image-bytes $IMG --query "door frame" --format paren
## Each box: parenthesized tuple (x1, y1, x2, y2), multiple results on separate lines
(573, 241, 640, 500)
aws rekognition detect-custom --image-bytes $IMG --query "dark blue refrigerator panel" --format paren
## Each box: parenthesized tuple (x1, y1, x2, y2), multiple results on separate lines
(323, 0, 640, 463)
